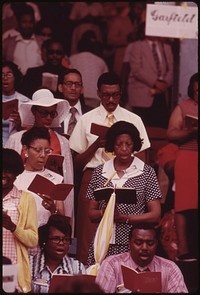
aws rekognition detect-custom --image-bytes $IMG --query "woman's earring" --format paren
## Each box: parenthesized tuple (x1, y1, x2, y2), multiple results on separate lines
(25, 153, 28, 158)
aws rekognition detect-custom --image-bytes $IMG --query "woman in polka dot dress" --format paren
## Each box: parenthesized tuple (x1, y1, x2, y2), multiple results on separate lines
(86, 121, 162, 267)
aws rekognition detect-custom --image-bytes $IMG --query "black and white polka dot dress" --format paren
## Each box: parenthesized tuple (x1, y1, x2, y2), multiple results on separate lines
(86, 160, 162, 267)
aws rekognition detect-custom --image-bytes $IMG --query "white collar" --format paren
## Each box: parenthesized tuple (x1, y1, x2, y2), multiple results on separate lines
(102, 156, 145, 180)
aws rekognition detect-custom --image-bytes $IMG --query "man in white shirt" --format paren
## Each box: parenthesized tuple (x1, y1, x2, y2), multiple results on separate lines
(69, 72, 150, 265)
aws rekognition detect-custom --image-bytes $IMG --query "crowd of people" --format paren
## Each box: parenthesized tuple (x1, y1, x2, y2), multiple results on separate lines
(2, 1, 198, 293)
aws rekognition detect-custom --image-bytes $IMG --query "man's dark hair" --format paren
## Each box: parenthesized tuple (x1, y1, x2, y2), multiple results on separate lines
(97, 72, 121, 91)
(129, 222, 160, 240)
(58, 68, 82, 85)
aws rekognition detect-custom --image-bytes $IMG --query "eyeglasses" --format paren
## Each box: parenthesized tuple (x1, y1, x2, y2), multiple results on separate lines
(2, 72, 14, 79)
(47, 49, 63, 55)
(28, 146, 53, 155)
(63, 81, 82, 88)
(48, 236, 71, 244)
(101, 92, 121, 99)
(36, 109, 58, 118)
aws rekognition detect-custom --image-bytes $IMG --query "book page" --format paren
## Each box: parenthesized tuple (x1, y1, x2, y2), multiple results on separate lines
(42, 72, 58, 92)
(2, 99, 18, 120)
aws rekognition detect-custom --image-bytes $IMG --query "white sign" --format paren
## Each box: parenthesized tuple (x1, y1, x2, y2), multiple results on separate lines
(146, 4, 198, 39)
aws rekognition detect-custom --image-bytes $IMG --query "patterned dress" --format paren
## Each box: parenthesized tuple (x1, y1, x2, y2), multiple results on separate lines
(86, 157, 162, 266)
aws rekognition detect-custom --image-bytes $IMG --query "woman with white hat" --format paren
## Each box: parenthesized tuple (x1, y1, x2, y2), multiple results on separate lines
(5, 89, 75, 236)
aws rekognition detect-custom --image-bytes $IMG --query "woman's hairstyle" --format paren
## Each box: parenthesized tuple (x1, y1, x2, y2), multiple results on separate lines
(105, 121, 143, 153)
(38, 214, 72, 248)
(3, 148, 24, 176)
(187, 72, 198, 99)
(97, 72, 121, 90)
(21, 126, 50, 146)
(2, 60, 23, 90)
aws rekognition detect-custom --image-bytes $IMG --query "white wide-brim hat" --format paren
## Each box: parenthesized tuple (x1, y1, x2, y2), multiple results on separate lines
(19, 89, 69, 128)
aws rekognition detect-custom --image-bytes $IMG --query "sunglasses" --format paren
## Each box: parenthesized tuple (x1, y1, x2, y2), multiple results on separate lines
(36, 109, 58, 118)
(47, 49, 63, 55)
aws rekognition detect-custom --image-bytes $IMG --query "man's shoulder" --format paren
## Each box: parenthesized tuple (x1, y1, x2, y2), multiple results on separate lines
(102, 252, 129, 265)
(154, 255, 178, 269)
(118, 106, 142, 120)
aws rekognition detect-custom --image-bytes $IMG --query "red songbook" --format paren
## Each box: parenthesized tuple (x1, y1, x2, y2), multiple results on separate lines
(28, 174, 73, 201)
(48, 274, 96, 293)
(45, 154, 64, 176)
(90, 123, 109, 138)
(2, 99, 18, 120)
(185, 114, 198, 129)
(121, 264, 162, 293)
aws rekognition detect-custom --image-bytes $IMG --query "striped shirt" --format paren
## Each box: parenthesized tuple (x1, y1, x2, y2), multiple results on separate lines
(95, 252, 188, 293)
(30, 251, 86, 293)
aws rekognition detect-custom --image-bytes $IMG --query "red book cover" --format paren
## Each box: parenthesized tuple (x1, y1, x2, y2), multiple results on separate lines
(121, 264, 162, 293)
(185, 114, 198, 129)
(48, 274, 96, 293)
(2, 99, 18, 120)
(28, 174, 73, 201)
(90, 123, 109, 138)
(45, 154, 64, 176)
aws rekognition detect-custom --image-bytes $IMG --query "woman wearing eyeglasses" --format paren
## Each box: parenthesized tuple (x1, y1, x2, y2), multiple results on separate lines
(14, 127, 65, 232)
(30, 214, 86, 293)
(5, 88, 75, 236)
(2, 60, 30, 147)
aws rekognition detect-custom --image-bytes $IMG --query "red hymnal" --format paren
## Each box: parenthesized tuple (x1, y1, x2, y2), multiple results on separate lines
(28, 174, 73, 201)
(121, 264, 162, 293)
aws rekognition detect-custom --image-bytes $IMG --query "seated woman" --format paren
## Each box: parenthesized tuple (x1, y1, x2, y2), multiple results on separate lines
(30, 214, 86, 293)
(86, 121, 162, 267)
(3, 148, 38, 292)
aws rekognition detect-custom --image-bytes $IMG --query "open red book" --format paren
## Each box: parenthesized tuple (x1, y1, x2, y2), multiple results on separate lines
(48, 274, 96, 293)
(28, 174, 73, 201)
(90, 123, 109, 138)
(2, 99, 18, 120)
(121, 264, 162, 293)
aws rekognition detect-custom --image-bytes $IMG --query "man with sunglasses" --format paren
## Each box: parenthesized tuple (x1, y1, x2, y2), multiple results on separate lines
(69, 72, 151, 265)
(22, 38, 67, 98)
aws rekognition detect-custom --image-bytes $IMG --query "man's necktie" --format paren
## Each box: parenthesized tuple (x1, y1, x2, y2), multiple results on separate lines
(107, 113, 115, 127)
(102, 113, 115, 162)
(67, 107, 77, 136)
(152, 42, 161, 78)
